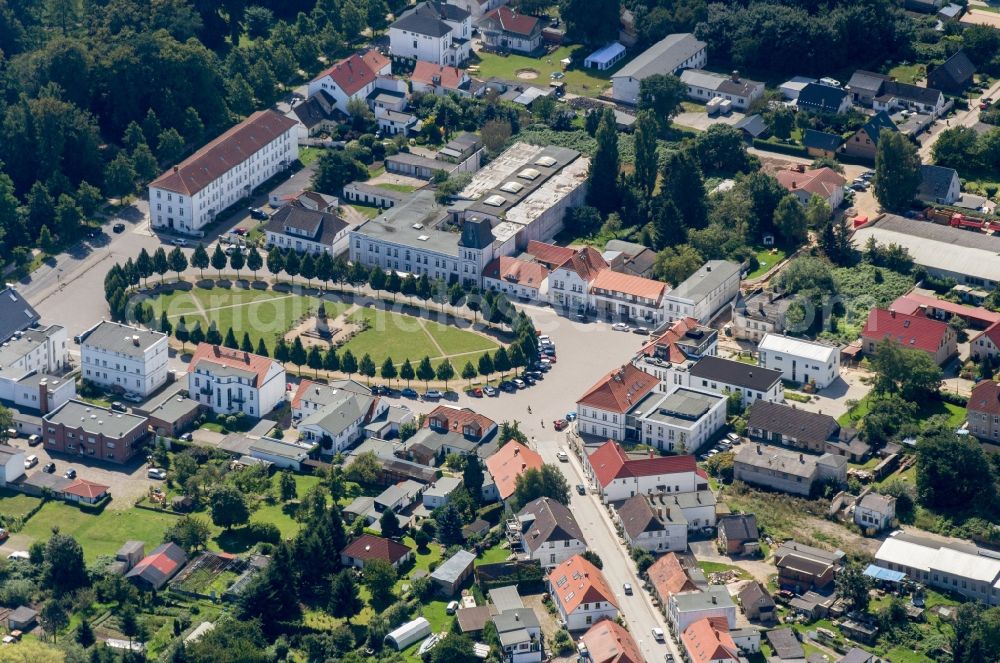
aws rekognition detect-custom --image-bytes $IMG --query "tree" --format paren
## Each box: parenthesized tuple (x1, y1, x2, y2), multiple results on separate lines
(153, 247, 169, 284)
(266, 247, 284, 277)
(246, 247, 263, 280)
(380, 357, 398, 385)
(244, 5, 274, 38)
(256, 338, 269, 357)
(400, 358, 415, 387)
(363, 558, 397, 608)
(773, 195, 808, 246)
(223, 327, 239, 349)
(341, 349, 358, 377)
(661, 150, 707, 230)
(241, 332, 254, 353)
(307, 345, 324, 378)
(513, 465, 571, 507)
(368, 266, 386, 296)
(290, 337, 308, 371)
(164, 515, 212, 552)
(560, 0, 621, 44)
(581, 550, 603, 569)
(39, 225, 56, 253)
(206, 321, 223, 346)
(299, 252, 316, 288)
(481, 118, 513, 153)
(359, 353, 377, 386)
(650, 195, 685, 250)
(211, 244, 227, 279)
(416, 356, 435, 389)
(633, 111, 659, 197)
(136, 248, 153, 288)
(55, 194, 82, 238)
(435, 503, 465, 545)
(869, 338, 942, 401)
(463, 454, 484, 502)
(874, 131, 920, 212)
(41, 599, 69, 643)
(477, 353, 494, 382)
(168, 246, 188, 280)
(190, 322, 205, 346)
(75, 618, 95, 648)
(132, 143, 159, 182)
(43, 533, 87, 594)
(313, 151, 367, 194)
(191, 244, 209, 279)
(283, 250, 301, 282)
(638, 74, 686, 135)
(210, 485, 250, 529)
(379, 508, 403, 538)
(586, 109, 619, 213)
(104, 153, 137, 198)
(279, 471, 297, 501)
(430, 633, 478, 663)
(329, 570, 364, 623)
(654, 244, 703, 284)
(499, 421, 529, 445)
(916, 429, 995, 509)
(436, 358, 455, 390)
(836, 562, 872, 612)
(462, 360, 477, 388)
(766, 106, 794, 140)
(230, 247, 246, 280)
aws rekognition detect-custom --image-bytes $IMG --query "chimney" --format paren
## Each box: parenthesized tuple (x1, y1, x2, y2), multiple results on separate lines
(711, 595, 717, 604)
(890, 309, 896, 318)
(173, 165, 179, 173)
(799, 453, 805, 463)
(731, 70, 740, 82)
(132, 335, 140, 346)
(649, 448, 655, 459)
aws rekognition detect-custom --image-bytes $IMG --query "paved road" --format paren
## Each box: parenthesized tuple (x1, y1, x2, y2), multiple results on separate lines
(918, 78, 1000, 160)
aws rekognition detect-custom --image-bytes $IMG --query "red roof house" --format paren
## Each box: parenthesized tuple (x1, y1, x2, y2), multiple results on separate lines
(63, 479, 110, 505)
(775, 167, 846, 208)
(681, 617, 740, 663)
(310, 49, 390, 98)
(580, 619, 643, 663)
(485, 441, 544, 502)
(482, 256, 550, 298)
(524, 240, 575, 269)
(967, 379, 1000, 444)
(410, 61, 471, 95)
(340, 533, 413, 569)
(860, 308, 957, 365)
(126, 542, 188, 591)
(424, 405, 497, 441)
(647, 552, 702, 606)
(576, 364, 659, 444)
(480, 7, 543, 55)
(547, 554, 619, 630)
(584, 441, 703, 502)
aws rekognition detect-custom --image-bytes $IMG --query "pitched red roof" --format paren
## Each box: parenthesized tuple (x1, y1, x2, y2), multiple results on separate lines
(483, 256, 549, 289)
(485, 441, 543, 500)
(557, 247, 608, 283)
(312, 50, 384, 97)
(861, 308, 951, 355)
(577, 363, 659, 414)
(969, 380, 1000, 417)
(424, 405, 496, 437)
(591, 269, 668, 302)
(549, 554, 618, 615)
(580, 619, 643, 663)
(639, 317, 701, 361)
(484, 6, 541, 36)
(681, 617, 739, 663)
(411, 60, 467, 90)
(341, 533, 412, 564)
(587, 441, 698, 488)
(524, 240, 575, 268)
(63, 478, 109, 500)
(973, 321, 1000, 351)
(647, 552, 699, 600)
(150, 111, 297, 196)
(188, 343, 278, 388)
(775, 167, 846, 200)
(892, 292, 1000, 327)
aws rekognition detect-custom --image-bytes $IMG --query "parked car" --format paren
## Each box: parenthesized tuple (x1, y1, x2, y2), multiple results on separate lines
(372, 385, 392, 396)
(512, 378, 526, 389)
(536, 362, 551, 372)
(556, 450, 569, 461)
(499, 381, 517, 393)
(64, 468, 77, 479)
(623, 583, 633, 595)
(446, 601, 459, 615)
(423, 390, 444, 400)
(632, 327, 650, 335)
(0, 528, 8, 543)
(726, 432, 740, 443)
(24, 455, 38, 469)
(401, 387, 418, 398)
(123, 393, 143, 403)
(566, 412, 577, 421)
(112, 222, 126, 233)
(179, 432, 193, 442)
(538, 335, 551, 344)
(576, 484, 586, 495)
(110, 401, 126, 412)
(248, 208, 269, 220)
(651, 628, 665, 642)
(27, 434, 42, 446)
(526, 370, 543, 380)
(612, 322, 630, 332)
(148, 468, 167, 480)
(523, 375, 536, 385)
(483, 385, 498, 397)
(553, 419, 568, 431)
(850, 182, 867, 192)
(542, 346, 556, 356)
(171, 238, 187, 247)
(43, 462, 56, 473)
(542, 356, 556, 364)
(233, 227, 249, 235)
(469, 387, 483, 397)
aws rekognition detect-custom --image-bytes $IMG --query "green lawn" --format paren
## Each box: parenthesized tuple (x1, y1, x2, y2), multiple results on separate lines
(478, 542, 511, 565)
(888, 63, 926, 85)
(747, 246, 788, 280)
(348, 203, 382, 219)
(0, 488, 43, 521)
(839, 394, 965, 429)
(697, 561, 751, 580)
(472, 45, 622, 97)
(298, 147, 323, 166)
(375, 183, 419, 193)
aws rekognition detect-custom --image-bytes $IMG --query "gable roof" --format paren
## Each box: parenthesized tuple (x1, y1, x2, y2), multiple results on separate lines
(577, 364, 659, 415)
(549, 554, 618, 615)
(151, 111, 297, 196)
(263, 203, 349, 245)
(411, 61, 468, 90)
(312, 49, 388, 97)
(734, 113, 768, 138)
(638, 317, 705, 362)
(524, 240, 576, 268)
(689, 355, 783, 392)
(647, 552, 701, 599)
(188, 343, 278, 387)
(516, 496, 585, 552)
(881, 80, 943, 107)
(483, 256, 549, 289)
(766, 627, 805, 660)
(775, 167, 847, 199)
(591, 269, 668, 302)
(739, 581, 775, 610)
(587, 440, 697, 488)
(0, 287, 40, 343)
(928, 50, 975, 91)
(718, 514, 759, 543)
(681, 617, 740, 663)
(425, 405, 496, 437)
(341, 533, 412, 564)
(485, 441, 543, 500)
(858, 111, 898, 144)
(802, 129, 844, 152)
(861, 308, 950, 354)
(797, 83, 848, 112)
(747, 401, 840, 447)
(483, 6, 540, 36)
(556, 246, 608, 282)
(615, 33, 706, 81)
(125, 542, 187, 589)
(392, 1, 469, 37)
(293, 90, 339, 128)
(918, 164, 958, 201)
(617, 494, 666, 539)
(580, 619, 643, 663)
(969, 379, 1000, 417)
(846, 70, 891, 95)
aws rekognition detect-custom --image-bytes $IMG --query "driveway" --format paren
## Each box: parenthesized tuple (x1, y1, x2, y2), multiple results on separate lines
(791, 366, 873, 420)
(674, 110, 746, 132)
(688, 541, 776, 586)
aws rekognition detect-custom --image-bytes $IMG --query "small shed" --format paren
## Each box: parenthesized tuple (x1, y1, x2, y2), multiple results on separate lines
(430, 549, 476, 595)
(8, 606, 38, 631)
(385, 617, 431, 650)
(584, 42, 626, 70)
(116, 541, 145, 571)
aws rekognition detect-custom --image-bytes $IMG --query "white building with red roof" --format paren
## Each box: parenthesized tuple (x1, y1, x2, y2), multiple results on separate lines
(590, 269, 671, 325)
(549, 247, 608, 313)
(187, 343, 286, 418)
(579, 619, 643, 663)
(307, 49, 392, 113)
(680, 616, 740, 663)
(634, 317, 718, 389)
(409, 61, 472, 96)
(149, 110, 298, 234)
(479, 6, 543, 55)
(860, 308, 957, 366)
(774, 166, 846, 209)
(484, 440, 543, 503)
(482, 256, 549, 301)
(967, 379, 1000, 444)
(547, 554, 619, 631)
(576, 363, 659, 442)
(583, 440, 706, 503)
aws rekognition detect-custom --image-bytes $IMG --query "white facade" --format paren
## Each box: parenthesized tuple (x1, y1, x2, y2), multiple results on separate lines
(668, 587, 737, 634)
(548, 264, 591, 311)
(599, 466, 702, 504)
(576, 403, 629, 442)
(389, 4, 473, 66)
(611, 34, 707, 105)
(525, 534, 586, 569)
(854, 495, 896, 532)
(0, 325, 69, 410)
(80, 322, 169, 397)
(0, 448, 26, 485)
(684, 367, 784, 408)
(559, 597, 617, 632)
(306, 53, 392, 113)
(679, 69, 765, 110)
(189, 359, 286, 418)
(757, 333, 840, 389)
(636, 387, 727, 454)
(663, 261, 742, 325)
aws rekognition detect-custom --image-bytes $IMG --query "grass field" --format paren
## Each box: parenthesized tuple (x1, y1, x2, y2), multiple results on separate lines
(839, 395, 965, 429)
(472, 45, 621, 97)
(888, 62, 926, 84)
(748, 246, 788, 279)
(348, 203, 382, 219)
(376, 183, 418, 193)
(0, 488, 42, 521)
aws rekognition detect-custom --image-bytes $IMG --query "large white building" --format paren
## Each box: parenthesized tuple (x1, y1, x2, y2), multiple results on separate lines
(149, 110, 298, 235)
(663, 260, 741, 325)
(306, 49, 392, 112)
(633, 386, 727, 454)
(679, 69, 765, 110)
(590, 269, 671, 325)
(0, 324, 72, 415)
(757, 333, 840, 390)
(80, 321, 169, 397)
(874, 532, 1000, 605)
(187, 343, 286, 418)
(389, 1, 473, 66)
(291, 379, 385, 455)
(611, 33, 707, 105)
(668, 587, 736, 634)
(576, 363, 660, 442)
(583, 440, 707, 503)
(686, 356, 784, 408)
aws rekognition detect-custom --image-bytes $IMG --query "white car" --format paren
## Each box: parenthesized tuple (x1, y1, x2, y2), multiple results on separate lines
(147, 468, 167, 480)
(446, 600, 459, 615)
(24, 455, 37, 469)
(556, 451, 569, 462)
(538, 335, 551, 344)
(612, 322, 630, 332)
(652, 627, 665, 642)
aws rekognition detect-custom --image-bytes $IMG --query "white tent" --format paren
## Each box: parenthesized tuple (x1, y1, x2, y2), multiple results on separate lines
(385, 617, 432, 650)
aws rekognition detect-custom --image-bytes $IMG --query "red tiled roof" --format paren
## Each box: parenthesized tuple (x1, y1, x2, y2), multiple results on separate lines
(411, 60, 467, 90)
(591, 269, 668, 302)
(424, 405, 496, 437)
(580, 619, 643, 663)
(557, 247, 608, 283)
(312, 49, 387, 97)
(483, 256, 549, 289)
(775, 167, 846, 200)
(484, 6, 541, 36)
(290, 379, 316, 410)
(341, 533, 412, 563)
(577, 364, 659, 415)
(861, 308, 950, 355)
(647, 552, 699, 600)
(587, 440, 697, 488)
(485, 441, 543, 500)
(969, 380, 1000, 417)
(549, 554, 618, 615)
(188, 343, 277, 388)
(63, 478, 109, 500)
(972, 320, 1000, 350)
(892, 292, 1000, 327)
(681, 617, 739, 663)
(639, 317, 702, 361)
(150, 111, 297, 195)
(524, 240, 575, 268)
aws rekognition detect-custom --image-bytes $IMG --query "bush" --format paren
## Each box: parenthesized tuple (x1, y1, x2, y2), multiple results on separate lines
(753, 138, 808, 157)
(550, 629, 575, 656)
(243, 521, 281, 544)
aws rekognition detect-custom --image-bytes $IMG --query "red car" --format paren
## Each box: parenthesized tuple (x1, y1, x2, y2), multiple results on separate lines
(553, 419, 568, 431)
(0, 528, 8, 543)
(469, 387, 483, 397)
(233, 227, 249, 235)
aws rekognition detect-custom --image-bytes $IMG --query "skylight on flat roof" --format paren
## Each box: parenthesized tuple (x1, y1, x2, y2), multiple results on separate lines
(484, 194, 507, 207)
(535, 156, 557, 167)
(500, 181, 524, 194)
(518, 168, 541, 180)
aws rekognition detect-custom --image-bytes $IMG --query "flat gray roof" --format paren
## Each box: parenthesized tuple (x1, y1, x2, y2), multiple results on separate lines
(463, 145, 581, 219)
(431, 549, 476, 583)
(148, 395, 200, 424)
(672, 585, 733, 610)
(615, 33, 706, 81)
(668, 260, 741, 301)
(489, 585, 524, 612)
(0, 325, 64, 371)
(248, 437, 315, 460)
(635, 387, 724, 427)
(352, 190, 461, 257)
(44, 399, 147, 438)
(81, 321, 166, 357)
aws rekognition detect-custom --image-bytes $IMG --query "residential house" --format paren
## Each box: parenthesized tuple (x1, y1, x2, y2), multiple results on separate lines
(6, 606, 38, 631)
(42, 399, 149, 464)
(733, 443, 848, 497)
(493, 607, 543, 663)
(548, 247, 608, 313)
(149, 110, 298, 235)
(125, 543, 187, 591)
(663, 260, 741, 325)
(306, 49, 392, 113)
(262, 202, 351, 255)
(680, 616, 740, 663)
(774, 167, 846, 209)
(861, 308, 957, 366)
(80, 321, 169, 398)
(779, 76, 816, 101)
(612, 33, 707, 105)
(431, 549, 476, 594)
(616, 493, 688, 553)
(143, 394, 203, 438)
(603, 239, 657, 278)
(0, 446, 25, 486)
(402, 428, 479, 466)
(928, 50, 975, 95)
(456, 605, 495, 635)
(845, 70, 892, 106)
(0, 326, 74, 418)
(775, 541, 843, 592)
(483, 256, 549, 302)
(837, 648, 881, 663)
(891, 291, 1000, 329)
(746, 401, 866, 461)
(874, 81, 946, 116)
(734, 114, 770, 142)
(376, 108, 420, 137)
(576, 363, 659, 442)
(292, 379, 384, 454)
(342, 182, 406, 209)
(479, 7, 542, 55)
(679, 69, 765, 110)
(632, 387, 727, 454)
(731, 290, 794, 343)
(409, 61, 472, 96)
(63, 478, 111, 505)
(687, 356, 784, 408)
(375, 479, 425, 513)
(840, 111, 898, 162)
(513, 496, 586, 568)
(547, 554, 619, 630)
(341, 534, 414, 569)
(292, 90, 338, 138)
(968, 379, 1000, 444)
(738, 582, 776, 623)
(668, 586, 736, 634)
(389, 1, 473, 66)
(796, 83, 852, 114)
(0, 286, 40, 343)
(589, 269, 671, 325)
(580, 619, 643, 663)
(647, 552, 707, 607)
(484, 440, 543, 503)
(633, 317, 718, 390)
(854, 493, 897, 532)
(717, 514, 759, 556)
(187, 343, 286, 418)
(425, 405, 497, 441)
(583, 440, 706, 503)
(917, 164, 961, 205)
(758, 333, 840, 389)
(423, 475, 463, 508)
(449, 0, 505, 21)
